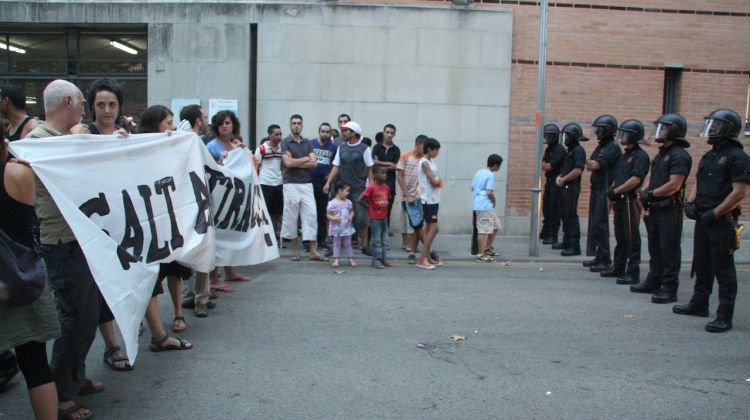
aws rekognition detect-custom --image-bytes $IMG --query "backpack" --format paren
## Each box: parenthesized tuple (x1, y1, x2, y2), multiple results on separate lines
(0, 228, 46, 306)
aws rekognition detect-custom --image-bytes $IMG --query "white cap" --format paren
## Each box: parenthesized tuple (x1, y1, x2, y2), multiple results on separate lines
(342, 121, 362, 136)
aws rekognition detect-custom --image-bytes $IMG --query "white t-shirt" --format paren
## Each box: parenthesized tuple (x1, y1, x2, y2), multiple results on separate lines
(254, 140, 283, 186)
(418, 157, 441, 204)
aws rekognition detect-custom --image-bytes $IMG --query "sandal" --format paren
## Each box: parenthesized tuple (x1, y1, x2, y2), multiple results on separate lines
(290, 255, 301, 262)
(77, 379, 104, 395)
(149, 335, 193, 352)
(210, 282, 235, 293)
(103, 346, 133, 371)
(225, 275, 250, 282)
(309, 255, 330, 262)
(331, 259, 340, 268)
(172, 316, 187, 333)
(348, 258, 358, 267)
(58, 402, 93, 420)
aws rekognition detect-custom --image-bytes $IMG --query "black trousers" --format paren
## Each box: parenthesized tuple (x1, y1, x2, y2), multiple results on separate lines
(691, 216, 738, 320)
(560, 183, 581, 250)
(643, 206, 683, 293)
(40, 241, 103, 401)
(313, 181, 329, 245)
(541, 177, 562, 239)
(612, 195, 641, 277)
(587, 184, 611, 261)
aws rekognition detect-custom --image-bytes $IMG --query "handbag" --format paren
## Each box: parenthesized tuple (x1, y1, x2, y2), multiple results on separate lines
(0, 227, 46, 306)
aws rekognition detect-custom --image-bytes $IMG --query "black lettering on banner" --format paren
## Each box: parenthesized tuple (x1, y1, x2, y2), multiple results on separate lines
(79, 192, 111, 236)
(204, 165, 233, 226)
(138, 184, 170, 263)
(251, 184, 270, 229)
(117, 189, 144, 270)
(189, 171, 211, 234)
(154, 176, 184, 249)
(217, 177, 245, 229)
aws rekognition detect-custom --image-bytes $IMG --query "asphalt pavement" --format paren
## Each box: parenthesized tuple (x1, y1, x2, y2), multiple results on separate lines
(1, 235, 749, 418)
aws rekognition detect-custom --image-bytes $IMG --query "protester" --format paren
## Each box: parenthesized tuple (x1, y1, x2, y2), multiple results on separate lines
(0, 83, 38, 142)
(1, 126, 60, 420)
(327, 181, 357, 267)
(396, 135, 428, 263)
(472, 154, 503, 262)
(311, 122, 338, 250)
(357, 165, 392, 268)
(417, 138, 443, 269)
(371, 124, 400, 231)
(205, 110, 250, 290)
(255, 125, 284, 242)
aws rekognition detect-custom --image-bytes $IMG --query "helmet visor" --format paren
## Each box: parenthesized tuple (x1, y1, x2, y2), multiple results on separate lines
(616, 129, 636, 145)
(698, 118, 725, 138)
(651, 123, 671, 141)
(543, 132, 557, 144)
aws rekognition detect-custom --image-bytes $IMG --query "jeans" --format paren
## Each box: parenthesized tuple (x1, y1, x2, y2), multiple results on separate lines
(369, 218, 388, 262)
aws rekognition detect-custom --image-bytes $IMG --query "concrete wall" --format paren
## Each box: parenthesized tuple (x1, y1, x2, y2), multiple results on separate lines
(3, 1, 513, 233)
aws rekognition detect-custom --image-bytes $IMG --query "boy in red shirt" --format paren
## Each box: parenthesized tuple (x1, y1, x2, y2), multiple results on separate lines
(357, 166, 392, 268)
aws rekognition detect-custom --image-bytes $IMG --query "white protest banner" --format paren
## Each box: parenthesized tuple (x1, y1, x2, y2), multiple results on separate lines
(10, 132, 278, 364)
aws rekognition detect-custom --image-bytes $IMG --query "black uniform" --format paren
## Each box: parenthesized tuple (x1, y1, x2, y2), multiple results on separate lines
(560, 143, 586, 251)
(642, 143, 692, 294)
(690, 142, 750, 321)
(610, 146, 649, 277)
(586, 138, 621, 262)
(541, 142, 566, 241)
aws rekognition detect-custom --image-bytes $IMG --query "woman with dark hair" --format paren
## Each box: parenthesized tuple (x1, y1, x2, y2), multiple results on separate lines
(136, 105, 196, 337)
(138, 105, 173, 134)
(83, 79, 128, 136)
(204, 110, 250, 289)
(0, 125, 61, 419)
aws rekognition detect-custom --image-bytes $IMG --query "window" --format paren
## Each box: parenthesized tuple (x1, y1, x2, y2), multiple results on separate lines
(0, 26, 147, 121)
(662, 65, 683, 114)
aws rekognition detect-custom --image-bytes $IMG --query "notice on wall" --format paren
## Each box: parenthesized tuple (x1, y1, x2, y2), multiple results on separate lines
(208, 98, 239, 120)
(171, 98, 201, 119)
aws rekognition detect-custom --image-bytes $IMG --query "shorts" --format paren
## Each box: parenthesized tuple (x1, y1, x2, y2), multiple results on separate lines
(475, 210, 502, 234)
(261, 184, 283, 216)
(403, 200, 423, 230)
(400, 202, 414, 234)
(422, 203, 439, 224)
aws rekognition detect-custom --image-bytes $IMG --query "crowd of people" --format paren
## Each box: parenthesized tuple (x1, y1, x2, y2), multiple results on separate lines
(539, 110, 749, 336)
(1, 77, 746, 419)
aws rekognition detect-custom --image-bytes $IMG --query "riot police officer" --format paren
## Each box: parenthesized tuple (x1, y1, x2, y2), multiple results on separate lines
(601, 119, 650, 284)
(584, 115, 622, 272)
(553, 123, 588, 256)
(674, 109, 750, 333)
(540, 123, 567, 245)
(631, 113, 692, 304)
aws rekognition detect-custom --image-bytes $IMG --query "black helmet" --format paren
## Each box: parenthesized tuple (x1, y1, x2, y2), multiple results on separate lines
(651, 113, 689, 148)
(543, 123, 560, 144)
(561, 122, 588, 147)
(592, 114, 618, 140)
(698, 108, 742, 145)
(616, 119, 645, 146)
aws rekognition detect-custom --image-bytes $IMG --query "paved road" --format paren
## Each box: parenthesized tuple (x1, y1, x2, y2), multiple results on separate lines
(2, 257, 748, 419)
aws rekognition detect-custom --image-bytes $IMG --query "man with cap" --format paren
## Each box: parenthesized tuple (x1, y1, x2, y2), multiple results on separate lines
(540, 123, 566, 245)
(584, 115, 622, 272)
(324, 121, 374, 254)
(674, 109, 750, 333)
(631, 113, 692, 304)
(554, 123, 588, 256)
(601, 119, 650, 285)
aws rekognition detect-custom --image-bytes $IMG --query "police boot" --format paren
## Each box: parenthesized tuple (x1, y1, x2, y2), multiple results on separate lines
(560, 247, 581, 256)
(616, 273, 639, 285)
(589, 261, 612, 273)
(542, 237, 558, 245)
(705, 317, 732, 333)
(672, 302, 709, 317)
(582, 258, 598, 267)
(630, 281, 660, 294)
(651, 290, 677, 304)
(551, 242, 567, 250)
(600, 268, 624, 278)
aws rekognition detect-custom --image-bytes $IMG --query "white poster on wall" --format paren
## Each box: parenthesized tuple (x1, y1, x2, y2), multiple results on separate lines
(208, 98, 239, 120)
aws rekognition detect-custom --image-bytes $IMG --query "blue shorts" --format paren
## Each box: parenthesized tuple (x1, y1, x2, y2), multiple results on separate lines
(404, 200, 424, 230)
(422, 203, 439, 224)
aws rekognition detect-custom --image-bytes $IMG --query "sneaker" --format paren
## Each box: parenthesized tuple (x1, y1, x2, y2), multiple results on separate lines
(429, 251, 443, 266)
(484, 248, 498, 257)
(407, 253, 416, 264)
(381, 259, 392, 267)
(371, 260, 385, 269)
(416, 257, 435, 270)
(475, 255, 495, 263)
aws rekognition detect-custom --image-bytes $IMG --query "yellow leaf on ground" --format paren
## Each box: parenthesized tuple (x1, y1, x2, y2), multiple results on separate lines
(450, 335, 466, 342)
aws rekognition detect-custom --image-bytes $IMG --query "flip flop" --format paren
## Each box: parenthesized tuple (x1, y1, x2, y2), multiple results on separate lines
(58, 402, 93, 420)
(172, 316, 187, 333)
(103, 346, 133, 371)
(225, 275, 250, 282)
(290, 256, 301, 262)
(309, 255, 330, 262)
(210, 283, 235, 293)
(77, 379, 105, 395)
(149, 335, 193, 352)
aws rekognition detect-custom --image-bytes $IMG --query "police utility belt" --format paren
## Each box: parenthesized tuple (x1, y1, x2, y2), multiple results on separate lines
(698, 207, 744, 251)
(649, 196, 682, 210)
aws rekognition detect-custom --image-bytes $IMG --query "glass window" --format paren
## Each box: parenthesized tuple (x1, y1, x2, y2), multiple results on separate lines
(79, 32, 147, 75)
(8, 33, 66, 74)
